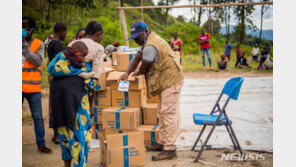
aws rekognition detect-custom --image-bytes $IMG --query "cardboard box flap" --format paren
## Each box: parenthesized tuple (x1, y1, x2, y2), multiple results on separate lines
(107, 71, 145, 82)
(106, 131, 144, 148)
(104, 107, 138, 113)
(137, 125, 159, 131)
(107, 71, 136, 81)
(104, 67, 114, 73)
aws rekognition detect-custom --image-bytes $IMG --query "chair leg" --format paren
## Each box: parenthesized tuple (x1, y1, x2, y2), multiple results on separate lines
(228, 124, 244, 155)
(225, 125, 238, 150)
(194, 125, 216, 162)
(191, 125, 206, 151)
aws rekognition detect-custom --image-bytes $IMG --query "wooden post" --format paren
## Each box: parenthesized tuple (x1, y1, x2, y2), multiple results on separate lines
(119, 9, 129, 47)
(141, 0, 144, 21)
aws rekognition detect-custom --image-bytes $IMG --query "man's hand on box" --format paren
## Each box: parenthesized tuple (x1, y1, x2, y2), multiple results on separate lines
(117, 72, 129, 83)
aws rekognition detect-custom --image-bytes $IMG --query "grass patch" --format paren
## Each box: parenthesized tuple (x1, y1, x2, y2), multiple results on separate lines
(182, 53, 273, 74)
(41, 57, 49, 88)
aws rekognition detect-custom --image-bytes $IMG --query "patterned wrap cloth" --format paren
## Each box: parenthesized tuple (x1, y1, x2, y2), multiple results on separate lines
(48, 52, 100, 167)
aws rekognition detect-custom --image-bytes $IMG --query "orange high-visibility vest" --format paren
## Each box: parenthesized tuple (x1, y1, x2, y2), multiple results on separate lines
(22, 38, 42, 93)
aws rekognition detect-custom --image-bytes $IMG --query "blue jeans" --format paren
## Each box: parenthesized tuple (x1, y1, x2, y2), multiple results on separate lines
(218, 64, 227, 70)
(201, 48, 212, 66)
(22, 92, 45, 148)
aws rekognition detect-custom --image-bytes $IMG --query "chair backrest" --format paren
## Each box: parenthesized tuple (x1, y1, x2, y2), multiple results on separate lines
(221, 77, 244, 100)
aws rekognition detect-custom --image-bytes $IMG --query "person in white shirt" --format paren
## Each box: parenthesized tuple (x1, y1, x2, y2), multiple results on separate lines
(251, 44, 260, 62)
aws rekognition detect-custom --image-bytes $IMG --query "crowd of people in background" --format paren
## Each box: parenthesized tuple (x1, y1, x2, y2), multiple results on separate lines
(167, 29, 273, 71)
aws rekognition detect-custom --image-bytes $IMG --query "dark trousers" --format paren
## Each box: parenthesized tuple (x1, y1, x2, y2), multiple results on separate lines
(252, 55, 258, 61)
(235, 57, 241, 67)
(22, 92, 45, 147)
(218, 64, 227, 70)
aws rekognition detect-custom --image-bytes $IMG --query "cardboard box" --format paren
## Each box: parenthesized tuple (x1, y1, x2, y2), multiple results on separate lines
(103, 61, 112, 68)
(91, 107, 107, 124)
(111, 89, 146, 107)
(112, 52, 139, 71)
(102, 107, 140, 130)
(99, 132, 145, 167)
(143, 103, 158, 125)
(98, 68, 114, 91)
(147, 94, 158, 103)
(91, 124, 104, 139)
(107, 71, 146, 90)
(137, 125, 159, 147)
(94, 87, 112, 108)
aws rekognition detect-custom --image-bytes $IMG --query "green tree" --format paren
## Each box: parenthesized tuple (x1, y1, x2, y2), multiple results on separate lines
(158, 0, 180, 28)
(202, 18, 221, 36)
(259, 0, 271, 46)
(233, 0, 256, 44)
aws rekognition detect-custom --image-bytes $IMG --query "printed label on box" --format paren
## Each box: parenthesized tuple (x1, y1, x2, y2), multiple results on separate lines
(118, 81, 130, 92)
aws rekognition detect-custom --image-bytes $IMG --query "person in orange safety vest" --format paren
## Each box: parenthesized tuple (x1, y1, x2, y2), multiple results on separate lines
(22, 16, 52, 154)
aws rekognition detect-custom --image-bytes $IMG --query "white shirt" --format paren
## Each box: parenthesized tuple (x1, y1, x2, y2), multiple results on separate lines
(252, 47, 259, 56)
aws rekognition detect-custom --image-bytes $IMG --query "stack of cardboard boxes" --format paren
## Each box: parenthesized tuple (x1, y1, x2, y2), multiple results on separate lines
(91, 51, 181, 166)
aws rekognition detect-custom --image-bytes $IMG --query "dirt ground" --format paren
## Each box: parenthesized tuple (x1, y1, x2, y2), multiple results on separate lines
(22, 71, 273, 167)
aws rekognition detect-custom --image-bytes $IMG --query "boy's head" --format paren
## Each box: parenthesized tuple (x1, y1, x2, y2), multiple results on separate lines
(70, 41, 88, 62)
(255, 43, 258, 48)
(221, 55, 226, 60)
(22, 16, 36, 40)
(237, 44, 240, 48)
(241, 51, 245, 57)
(54, 22, 68, 41)
(201, 28, 205, 35)
(173, 32, 178, 38)
(261, 50, 266, 55)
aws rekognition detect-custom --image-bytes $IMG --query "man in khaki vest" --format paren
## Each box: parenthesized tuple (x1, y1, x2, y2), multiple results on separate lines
(118, 21, 184, 161)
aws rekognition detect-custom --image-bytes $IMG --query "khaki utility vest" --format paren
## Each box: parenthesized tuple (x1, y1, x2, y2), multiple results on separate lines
(143, 31, 184, 96)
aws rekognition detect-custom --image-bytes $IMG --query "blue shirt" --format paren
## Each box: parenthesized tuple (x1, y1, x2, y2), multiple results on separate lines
(225, 43, 234, 56)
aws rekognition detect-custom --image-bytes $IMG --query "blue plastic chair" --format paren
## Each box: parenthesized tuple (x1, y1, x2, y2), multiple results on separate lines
(191, 77, 245, 162)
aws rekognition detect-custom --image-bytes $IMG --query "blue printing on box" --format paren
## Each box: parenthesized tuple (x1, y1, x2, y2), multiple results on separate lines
(94, 107, 98, 123)
(118, 107, 126, 111)
(129, 54, 133, 62)
(119, 130, 123, 134)
(116, 112, 120, 129)
(157, 118, 159, 125)
(124, 92, 129, 106)
(151, 131, 155, 146)
(95, 124, 100, 138)
(94, 92, 98, 105)
(123, 134, 129, 167)
(151, 125, 158, 146)
(123, 148, 129, 167)
(123, 134, 128, 146)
